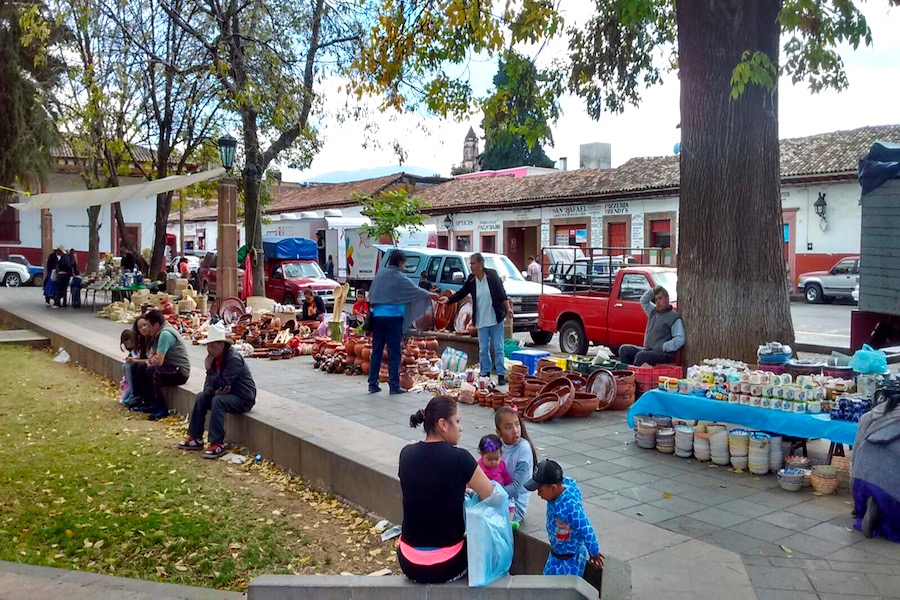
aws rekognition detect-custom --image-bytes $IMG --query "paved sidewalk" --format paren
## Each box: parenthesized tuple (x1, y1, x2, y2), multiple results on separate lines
(0, 560, 243, 599)
(2, 287, 899, 600)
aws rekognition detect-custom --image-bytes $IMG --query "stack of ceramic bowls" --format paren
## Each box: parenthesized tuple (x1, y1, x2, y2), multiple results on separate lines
(693, 432, 711, 461)
(785, 455, 810, 469)
(728, 429, 750, 470)
(832, 456, 852, 489)
(769, 435, 784, 473)
(706, 423, 728, 435)
(811, 464, 839, 494)
(674, 424, 694, 458)
(653, 415, 673, 428)
(656, 428, 676, 453)
(748, 432, 771, 475)
(710, 430, 730, 465)
(635, 418, 658, 449)
(777, 467, 806, 491)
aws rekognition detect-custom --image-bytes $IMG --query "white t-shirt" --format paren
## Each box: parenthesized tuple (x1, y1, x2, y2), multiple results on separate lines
(474, 275, 497, 329)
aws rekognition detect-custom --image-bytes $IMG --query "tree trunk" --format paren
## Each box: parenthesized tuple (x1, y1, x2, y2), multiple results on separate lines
(86, 205, 101, 274)
(150, 191, 174, 279)
(676, 0, 793, 365)
(242, 117, 265, 295)
(112, 201, 141, 258)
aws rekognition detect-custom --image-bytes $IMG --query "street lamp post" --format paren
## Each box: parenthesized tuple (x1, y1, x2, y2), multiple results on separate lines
(443, 214, 453, 251)
(217, 135, 240, 300)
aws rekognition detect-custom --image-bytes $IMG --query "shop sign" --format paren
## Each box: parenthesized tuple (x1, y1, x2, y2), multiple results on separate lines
(454, 219, 474, 228)
(551, 204, 588, 216)
(555, 232, 569, 245)
(478, 221, 501, 231)
(605, 201, 630, 215)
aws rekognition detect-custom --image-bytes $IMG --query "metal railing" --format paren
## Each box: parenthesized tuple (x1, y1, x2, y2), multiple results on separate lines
(541, 245, 674, 293)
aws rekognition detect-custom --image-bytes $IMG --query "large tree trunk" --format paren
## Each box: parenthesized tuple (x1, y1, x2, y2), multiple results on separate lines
(242, 116, 265, 295)
(86, 205, 101, 273)
(676, 0, 793, 365)
(150, 191, 174, 279)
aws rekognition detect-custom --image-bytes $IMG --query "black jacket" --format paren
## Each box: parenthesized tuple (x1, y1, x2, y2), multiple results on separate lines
(447, 268, 508, 327)
(203, 346, 257, 403)
(57, 253, 77, 276)
(301, 294, 326, 320)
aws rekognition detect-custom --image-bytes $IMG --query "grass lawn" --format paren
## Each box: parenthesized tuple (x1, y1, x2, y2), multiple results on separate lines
(0, 345, 398, 590)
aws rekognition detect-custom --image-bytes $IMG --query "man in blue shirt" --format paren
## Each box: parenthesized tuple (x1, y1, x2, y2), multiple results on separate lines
(441, 253, 512, 385)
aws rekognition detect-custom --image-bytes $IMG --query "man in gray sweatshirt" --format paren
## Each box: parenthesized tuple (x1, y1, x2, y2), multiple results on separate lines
(618, 286, 685, 366)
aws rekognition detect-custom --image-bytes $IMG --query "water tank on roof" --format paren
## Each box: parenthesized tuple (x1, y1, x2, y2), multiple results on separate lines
(323, 209, 343, 217)
(299, 211, 318, 219)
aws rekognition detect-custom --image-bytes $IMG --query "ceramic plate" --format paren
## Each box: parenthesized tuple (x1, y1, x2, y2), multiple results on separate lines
(219, 297, 246, 324)
(586, 368, 616, 410)
(454, 299, 473, 333)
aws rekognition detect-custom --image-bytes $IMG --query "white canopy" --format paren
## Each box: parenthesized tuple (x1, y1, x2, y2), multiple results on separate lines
(10, 167, 226, 211)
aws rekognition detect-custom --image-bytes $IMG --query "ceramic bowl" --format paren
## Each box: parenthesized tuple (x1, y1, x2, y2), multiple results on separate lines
(778, 480, 803, 492)
(812, 464, 838, 477)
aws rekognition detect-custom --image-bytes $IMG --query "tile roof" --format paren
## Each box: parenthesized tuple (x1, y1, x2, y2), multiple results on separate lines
(168, 204, 219, 223)
(266, 172, 448, 215)
(52, 142, 160, 164)
(417, 124, 900, 211)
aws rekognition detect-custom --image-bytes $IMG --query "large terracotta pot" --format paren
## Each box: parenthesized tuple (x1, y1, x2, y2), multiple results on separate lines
(345, 338, 358, 356)
(361, 345, 372, 360)
(361, 361, 370, 375)
(424, 336, 439, 352)
(400, 372, 415, 390)
(379, 368, 389, 383)
(354, 357, 364, 367)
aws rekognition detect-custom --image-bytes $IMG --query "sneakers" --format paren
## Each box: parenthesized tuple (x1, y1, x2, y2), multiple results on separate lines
(148, 406, 168, 421)
(389, 388, 407, 395)
(202, 443, 225, 459)
(177, 437, 204, 451)
(368, 385, 382, 393)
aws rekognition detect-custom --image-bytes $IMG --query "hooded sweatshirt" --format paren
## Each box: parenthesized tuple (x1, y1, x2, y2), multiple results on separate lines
(501, 438, 534, 522)
(545, 477, 601, 559)
(853, 401, 900, 500)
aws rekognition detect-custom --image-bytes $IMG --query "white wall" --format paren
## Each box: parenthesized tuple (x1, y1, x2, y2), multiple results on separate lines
(781, 181, 861, 255)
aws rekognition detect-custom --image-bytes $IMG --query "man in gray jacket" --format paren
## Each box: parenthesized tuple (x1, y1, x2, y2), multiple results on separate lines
(618, 286, 685, 366)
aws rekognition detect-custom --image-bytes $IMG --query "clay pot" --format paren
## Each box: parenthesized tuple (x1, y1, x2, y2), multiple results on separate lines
(424, 336, 439, 352)
(564, 373, 588, 392)
(354, 357, 364, 367)
(567, 392, 600, 418)
(510, 364, 529, 376)
(539, 365, 564, 382)
(379, 368, 389, 383)
(345, 338, 358, 356)
(361, 345, 372, 360)
(361, 361, 370, 375)
(403, 354, 415, 366)
(537, 358, 556, 373)
(400, 372, 415, 390)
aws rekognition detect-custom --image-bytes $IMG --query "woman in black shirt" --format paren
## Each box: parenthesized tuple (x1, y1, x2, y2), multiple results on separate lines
(399, 396, 494, 584)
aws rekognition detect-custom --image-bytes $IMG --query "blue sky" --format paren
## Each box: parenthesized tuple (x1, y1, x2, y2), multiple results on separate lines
(282, 2, 900, 183)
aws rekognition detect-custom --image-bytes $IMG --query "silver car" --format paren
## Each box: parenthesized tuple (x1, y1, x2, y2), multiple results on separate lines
(797, 256, 859, 304)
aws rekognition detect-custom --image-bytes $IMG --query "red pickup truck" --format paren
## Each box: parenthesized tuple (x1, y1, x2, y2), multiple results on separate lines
(536, 267, 678, 355)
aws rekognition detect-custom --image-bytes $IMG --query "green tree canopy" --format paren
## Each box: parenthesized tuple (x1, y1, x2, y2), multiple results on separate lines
(479, 49, 559, 170)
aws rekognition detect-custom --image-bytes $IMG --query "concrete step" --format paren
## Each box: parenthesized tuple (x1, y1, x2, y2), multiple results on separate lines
(0, 329, 50, 349)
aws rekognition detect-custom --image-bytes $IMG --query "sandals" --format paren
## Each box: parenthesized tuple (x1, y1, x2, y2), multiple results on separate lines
(202, 443, 226, 459)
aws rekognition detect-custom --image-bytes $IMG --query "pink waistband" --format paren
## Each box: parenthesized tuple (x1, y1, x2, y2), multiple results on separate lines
(398, 538, 465, 566)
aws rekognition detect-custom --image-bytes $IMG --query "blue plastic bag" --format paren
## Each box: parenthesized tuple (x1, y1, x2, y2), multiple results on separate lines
(849, 344, 888, 375)
(464, 481, 513, 587)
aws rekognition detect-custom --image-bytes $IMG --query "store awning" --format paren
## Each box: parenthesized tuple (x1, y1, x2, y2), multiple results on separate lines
(10, 167, 225, 211)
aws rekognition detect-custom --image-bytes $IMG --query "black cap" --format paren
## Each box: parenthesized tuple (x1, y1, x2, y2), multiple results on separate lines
(524, 459, 563, 491)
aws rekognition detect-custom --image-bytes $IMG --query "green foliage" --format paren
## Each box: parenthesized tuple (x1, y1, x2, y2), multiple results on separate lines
(730, 51, 778, 99)
(0, 1, 63, 205)
(356, 188, 431, 246)
(480, 49, 559, 170)
(349, 0, 563, 119)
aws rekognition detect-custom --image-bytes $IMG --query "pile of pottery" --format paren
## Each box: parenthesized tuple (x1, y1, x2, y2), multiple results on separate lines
(674, 424, 694, 458)
(611, 370, 636, 410)
(693, 431, 711, 461)
(769, 435, 784, 473)
(635, 418, 658, 449)
(777, 468, 806, 492)
(708, 424, 730, 466)
(656, 428, 675, 454)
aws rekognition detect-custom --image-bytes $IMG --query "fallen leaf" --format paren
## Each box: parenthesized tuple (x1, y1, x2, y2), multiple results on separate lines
(780, 545, 793, 554)
(175, 565, 188, 572)
(83, 539, 93, 548)
(93, 539, 104, 549)
(662, 493, 673, 500)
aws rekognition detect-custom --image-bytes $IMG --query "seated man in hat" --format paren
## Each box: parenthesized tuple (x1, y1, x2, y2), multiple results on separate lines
(178, 322, 256, 458)
(618, 285, 685, 366)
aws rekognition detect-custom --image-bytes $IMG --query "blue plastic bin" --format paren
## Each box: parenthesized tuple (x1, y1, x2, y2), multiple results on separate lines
(510, 349, 551, 376)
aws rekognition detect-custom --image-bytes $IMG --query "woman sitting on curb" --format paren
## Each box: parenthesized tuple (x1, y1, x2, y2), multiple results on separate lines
(398, 396, 494, 584)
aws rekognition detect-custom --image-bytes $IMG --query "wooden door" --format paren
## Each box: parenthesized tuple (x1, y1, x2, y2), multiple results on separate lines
(608, 222, 627, 255)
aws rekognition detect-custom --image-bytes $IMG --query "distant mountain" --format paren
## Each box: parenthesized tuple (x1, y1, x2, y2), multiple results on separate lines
(304, 165, 442, 183)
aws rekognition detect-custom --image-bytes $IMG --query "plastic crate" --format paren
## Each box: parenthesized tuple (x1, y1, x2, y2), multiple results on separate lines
(631, 364, 684, 388)
(547, 356, 568, 370)
(510, 349, 551, 376)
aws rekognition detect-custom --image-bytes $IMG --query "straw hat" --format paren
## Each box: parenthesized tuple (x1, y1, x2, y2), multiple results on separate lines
(199, 322, 232, 345)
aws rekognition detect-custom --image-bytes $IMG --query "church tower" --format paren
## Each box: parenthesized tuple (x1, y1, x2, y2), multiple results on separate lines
(462, 126, 479, 172)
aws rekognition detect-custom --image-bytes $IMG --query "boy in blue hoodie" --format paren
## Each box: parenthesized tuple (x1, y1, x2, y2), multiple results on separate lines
(525, 459, 604, 576)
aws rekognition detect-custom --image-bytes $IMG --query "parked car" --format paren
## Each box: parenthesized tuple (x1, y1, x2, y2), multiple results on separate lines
(168, 255, 201, 274)
(852, 284, 859, 303)
(198, 252, 246, 297)
(261, 237, 337, 307)
(797, 256, 860, 304)
(0, 260, 32, 288)
(537, 267, 678, 355)
(5, 254, 44, 286)
(380, 247, 560, 343)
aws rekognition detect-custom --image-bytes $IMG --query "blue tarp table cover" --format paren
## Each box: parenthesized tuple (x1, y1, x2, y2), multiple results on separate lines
(627, 390, 858, 446)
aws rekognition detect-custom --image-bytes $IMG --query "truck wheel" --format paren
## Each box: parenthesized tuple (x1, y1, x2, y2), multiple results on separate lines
(530, 330, 553, 346)
(559, 319, 588, 355)
(804, 283, 823, 304)
(283, 294, 296, 306)
(32, 273, 44, 287)
(4, 273, 21, 288)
